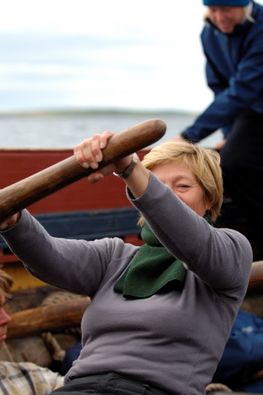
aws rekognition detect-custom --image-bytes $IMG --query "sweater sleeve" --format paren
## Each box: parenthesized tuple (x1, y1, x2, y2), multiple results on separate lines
(128, 173, 252, 295)
(0, 210, 118, 296)
(205, 57, 227, 95)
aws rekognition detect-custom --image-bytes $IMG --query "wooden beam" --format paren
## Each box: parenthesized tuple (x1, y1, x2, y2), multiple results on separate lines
(7, 296, 90, 338)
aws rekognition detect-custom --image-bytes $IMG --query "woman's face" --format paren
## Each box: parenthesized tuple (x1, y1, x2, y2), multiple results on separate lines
(207, 6, 245, 33)
(152, 161, 210, 217)
(0, 293, 11, 345)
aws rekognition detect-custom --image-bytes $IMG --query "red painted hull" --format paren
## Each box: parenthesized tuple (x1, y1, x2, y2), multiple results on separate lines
(0, 149, 149, 214)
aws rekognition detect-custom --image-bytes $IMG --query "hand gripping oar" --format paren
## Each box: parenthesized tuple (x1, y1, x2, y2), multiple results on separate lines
(0, 118, 166, 221)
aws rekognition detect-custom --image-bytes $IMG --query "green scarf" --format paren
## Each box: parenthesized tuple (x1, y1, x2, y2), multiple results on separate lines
(114, 222, 186, 299)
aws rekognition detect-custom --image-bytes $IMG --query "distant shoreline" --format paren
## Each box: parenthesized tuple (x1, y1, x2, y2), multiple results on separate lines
(0, 107, 198, 118)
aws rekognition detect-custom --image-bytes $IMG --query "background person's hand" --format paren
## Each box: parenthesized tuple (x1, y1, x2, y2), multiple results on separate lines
(171, 135, 186, 142)
(214, 139, 226, 151)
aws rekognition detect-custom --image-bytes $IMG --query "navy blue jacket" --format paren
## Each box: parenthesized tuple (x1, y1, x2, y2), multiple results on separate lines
(182, 1, 263, 142)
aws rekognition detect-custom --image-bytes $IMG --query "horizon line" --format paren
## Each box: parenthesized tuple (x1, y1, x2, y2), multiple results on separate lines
(0, 106, 198, 117)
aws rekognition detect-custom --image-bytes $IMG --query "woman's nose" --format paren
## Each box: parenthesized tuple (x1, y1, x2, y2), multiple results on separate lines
(0, 308, 11, 325)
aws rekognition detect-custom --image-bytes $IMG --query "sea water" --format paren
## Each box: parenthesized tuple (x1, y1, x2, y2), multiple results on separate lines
(0, 109, 221, 149)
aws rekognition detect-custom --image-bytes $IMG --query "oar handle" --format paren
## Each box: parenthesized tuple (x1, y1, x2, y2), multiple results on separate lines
(0, 118, 166, 221)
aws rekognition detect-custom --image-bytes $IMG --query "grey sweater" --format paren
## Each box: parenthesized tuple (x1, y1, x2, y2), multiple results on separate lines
(1, 174, 252, 395)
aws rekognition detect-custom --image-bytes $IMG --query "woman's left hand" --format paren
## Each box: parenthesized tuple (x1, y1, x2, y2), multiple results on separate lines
(73, 131, 132, 183)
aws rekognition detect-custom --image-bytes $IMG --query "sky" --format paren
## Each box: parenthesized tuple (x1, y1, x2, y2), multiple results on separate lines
(1, 0, 262, 113)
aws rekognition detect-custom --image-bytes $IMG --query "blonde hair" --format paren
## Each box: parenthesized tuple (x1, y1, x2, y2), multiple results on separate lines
(0, 270, 13, 297)
(141, 140, 223, 222)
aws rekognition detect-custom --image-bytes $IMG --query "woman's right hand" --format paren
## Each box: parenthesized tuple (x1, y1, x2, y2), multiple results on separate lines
(74, 131, 132, 184)
(74, 131, 150, 197)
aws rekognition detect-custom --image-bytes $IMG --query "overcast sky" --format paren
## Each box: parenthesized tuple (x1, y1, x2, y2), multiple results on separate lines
(1, 0, 262, 113)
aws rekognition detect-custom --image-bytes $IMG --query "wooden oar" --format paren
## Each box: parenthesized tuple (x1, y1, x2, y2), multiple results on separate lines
(0, 118, 166, 221)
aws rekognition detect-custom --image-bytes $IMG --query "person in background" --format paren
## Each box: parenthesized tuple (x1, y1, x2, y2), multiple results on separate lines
(0, 133, 252, 395)
(0, 269, 64, 395)
(206, 309, 263, 393)
(176, 0, 263, 260)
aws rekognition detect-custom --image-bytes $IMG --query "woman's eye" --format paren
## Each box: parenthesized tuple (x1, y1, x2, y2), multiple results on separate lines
(176, 184, 190, 191)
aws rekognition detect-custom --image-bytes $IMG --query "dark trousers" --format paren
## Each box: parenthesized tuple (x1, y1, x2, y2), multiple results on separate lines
(219, 109, 263, 260)
(50, 372, 168, 395)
